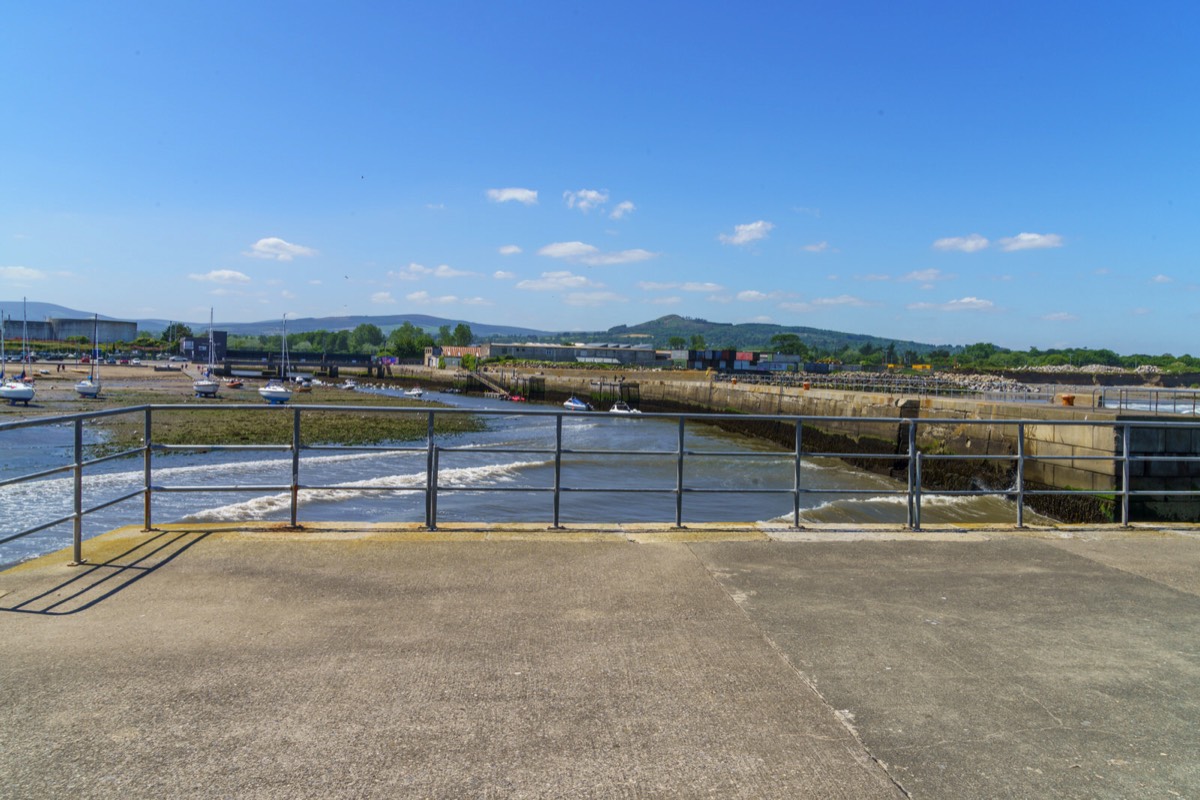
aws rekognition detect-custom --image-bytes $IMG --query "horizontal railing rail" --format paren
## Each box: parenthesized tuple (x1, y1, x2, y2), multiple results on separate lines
(4, 403, 1200, 564)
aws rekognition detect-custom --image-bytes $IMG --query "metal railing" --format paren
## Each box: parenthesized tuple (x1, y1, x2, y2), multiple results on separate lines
(1093, 387, 1200, 416)
(4, 404, 1200, 564)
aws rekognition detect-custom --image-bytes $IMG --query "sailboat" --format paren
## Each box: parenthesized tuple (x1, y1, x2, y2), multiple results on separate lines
(258, 316, 293, 404)
(75, 314, 102, 398)
(193, 309, 220, 398)
(0, 305, 36, 406)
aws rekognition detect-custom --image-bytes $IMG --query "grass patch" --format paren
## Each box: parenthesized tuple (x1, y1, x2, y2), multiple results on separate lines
(91, 388, 484, 453)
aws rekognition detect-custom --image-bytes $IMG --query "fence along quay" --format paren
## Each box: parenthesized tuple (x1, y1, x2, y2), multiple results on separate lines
(3, 401, 1200, 566)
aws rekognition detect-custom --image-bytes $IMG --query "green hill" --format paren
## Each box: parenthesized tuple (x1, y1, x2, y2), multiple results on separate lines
(562, 315, 952, 355)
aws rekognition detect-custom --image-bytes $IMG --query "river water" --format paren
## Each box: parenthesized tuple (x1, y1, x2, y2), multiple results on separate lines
(1, 388, 1042, 568)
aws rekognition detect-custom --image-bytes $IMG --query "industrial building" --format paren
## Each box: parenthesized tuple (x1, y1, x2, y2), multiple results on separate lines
(1, 316, 138, 345)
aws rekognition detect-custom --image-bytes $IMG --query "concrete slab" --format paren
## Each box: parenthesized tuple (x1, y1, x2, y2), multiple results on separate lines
(694, 536, 1200, 799)
(3, 524, 1198, 798)
(1, 527, 900, 800)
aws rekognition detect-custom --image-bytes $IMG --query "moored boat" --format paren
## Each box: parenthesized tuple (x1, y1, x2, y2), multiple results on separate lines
(259, 315, 293, 404)
(405, 386, 424, 397)
(1, 299, 36, 406)
(258, 380, 292, 404)
(563, 396, 591, 411)
(75, 314, 102, 398)
(609, 400, 641, 414)
(193, 309, 220, 398)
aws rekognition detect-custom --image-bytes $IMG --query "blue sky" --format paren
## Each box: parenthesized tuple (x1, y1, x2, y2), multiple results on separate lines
(2, 1, 1197, 353)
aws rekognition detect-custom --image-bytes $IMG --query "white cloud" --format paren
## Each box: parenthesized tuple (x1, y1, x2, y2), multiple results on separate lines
(281, 290, 296, 300)
(933, 233, 989, 253)
(244, 237, 317, 261)
(737, 290, 772, 302)
(747, 315, 773, 324)
(371, 291, 396, 304)
(390, 262, 475, 280)
(719, 220, 774, 246)
(308, 279, 322, 285)
(1152, 274, 1173, 284)
(539, 240, 656, 266)
(803, 241, 830, 253)
(856, 273, 891, 282)
(997, 232, 1063, 252)
(498, 244, 522, 255)
(580, 248, 656, 266)
(493, 270, 516, 280)
(682, 281, 724, 292)
(0, 266, 46, 281)
(901, 268, 951, 283)
(407, 291, 458, 305)
(189, 269, 251, 284)
(780, 295, 871, 312)
(487, 187, 538, 205)
(1042, 312, 1078, 321)
(461, 296, 492, 306)
(539, 241, 599, 259)
(907, 296, 996, 312)
(610, 200, 636, 220)
(564, 189, 609, 212)
(516, 271, 601, 291)
(565, 291, 627, 306)
(638, 281, 677, 291)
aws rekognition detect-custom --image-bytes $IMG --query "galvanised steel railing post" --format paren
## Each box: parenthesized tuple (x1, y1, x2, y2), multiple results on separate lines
(143, 407, 153, 531)
(552, 415, 563, 528)
(430, 446, 439, 530)
(792, 420, 803, 528)
(906, 421, 917, 529)
(290, 407, 301, 528)
(913, 450, 923, 532)
(1121, 423, 1132, 527)
(71, 417, 84, 565)
(1016, 422, 1026, 528)
(424, 411, 435, 529)
(675, 416, 685, 528)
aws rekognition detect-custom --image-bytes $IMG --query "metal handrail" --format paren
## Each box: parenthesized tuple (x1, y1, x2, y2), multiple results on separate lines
(4, 403, 1200, 564)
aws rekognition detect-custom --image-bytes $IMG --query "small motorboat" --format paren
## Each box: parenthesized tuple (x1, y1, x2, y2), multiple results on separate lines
(258, 380, 293, 404)
(340, 379, 358, 390)
(609, 400, 641, 414)
(224, 378, 244, 389)
(507, 394, 526, 402)
(405, 386, 424, 397)
(562, 396, 591, 412)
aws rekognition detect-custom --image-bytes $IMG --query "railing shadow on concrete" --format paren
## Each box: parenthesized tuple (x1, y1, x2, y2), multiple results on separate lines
(4, 403, 1200, 567)
(0, 529, 210, 615)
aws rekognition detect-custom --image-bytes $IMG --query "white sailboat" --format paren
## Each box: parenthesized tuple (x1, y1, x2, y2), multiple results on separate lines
(259, 315, 293, 404)
(0, 304, 36, 406)
(75, 314, 102, 398)
(193, 309, 220, 398)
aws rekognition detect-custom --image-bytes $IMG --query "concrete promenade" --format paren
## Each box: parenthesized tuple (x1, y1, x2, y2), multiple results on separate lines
(2, 523, 1199, 799)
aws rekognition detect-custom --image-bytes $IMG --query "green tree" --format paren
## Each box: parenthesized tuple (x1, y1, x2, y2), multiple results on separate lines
(668, 336, 687, 350)
(690, 334, 707, 350)
(437, 325, 452, 345)
(451, 323, 473, 347)
(161, 323, 193, 343)
(350, 323, 385, 352)
(769, 333, 809, 359)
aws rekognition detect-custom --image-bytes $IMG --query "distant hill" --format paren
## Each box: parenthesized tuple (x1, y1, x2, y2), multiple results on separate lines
(2, 302, 552, 339)
(4, 302, 953, 354)
(563, 314, 955, 354)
